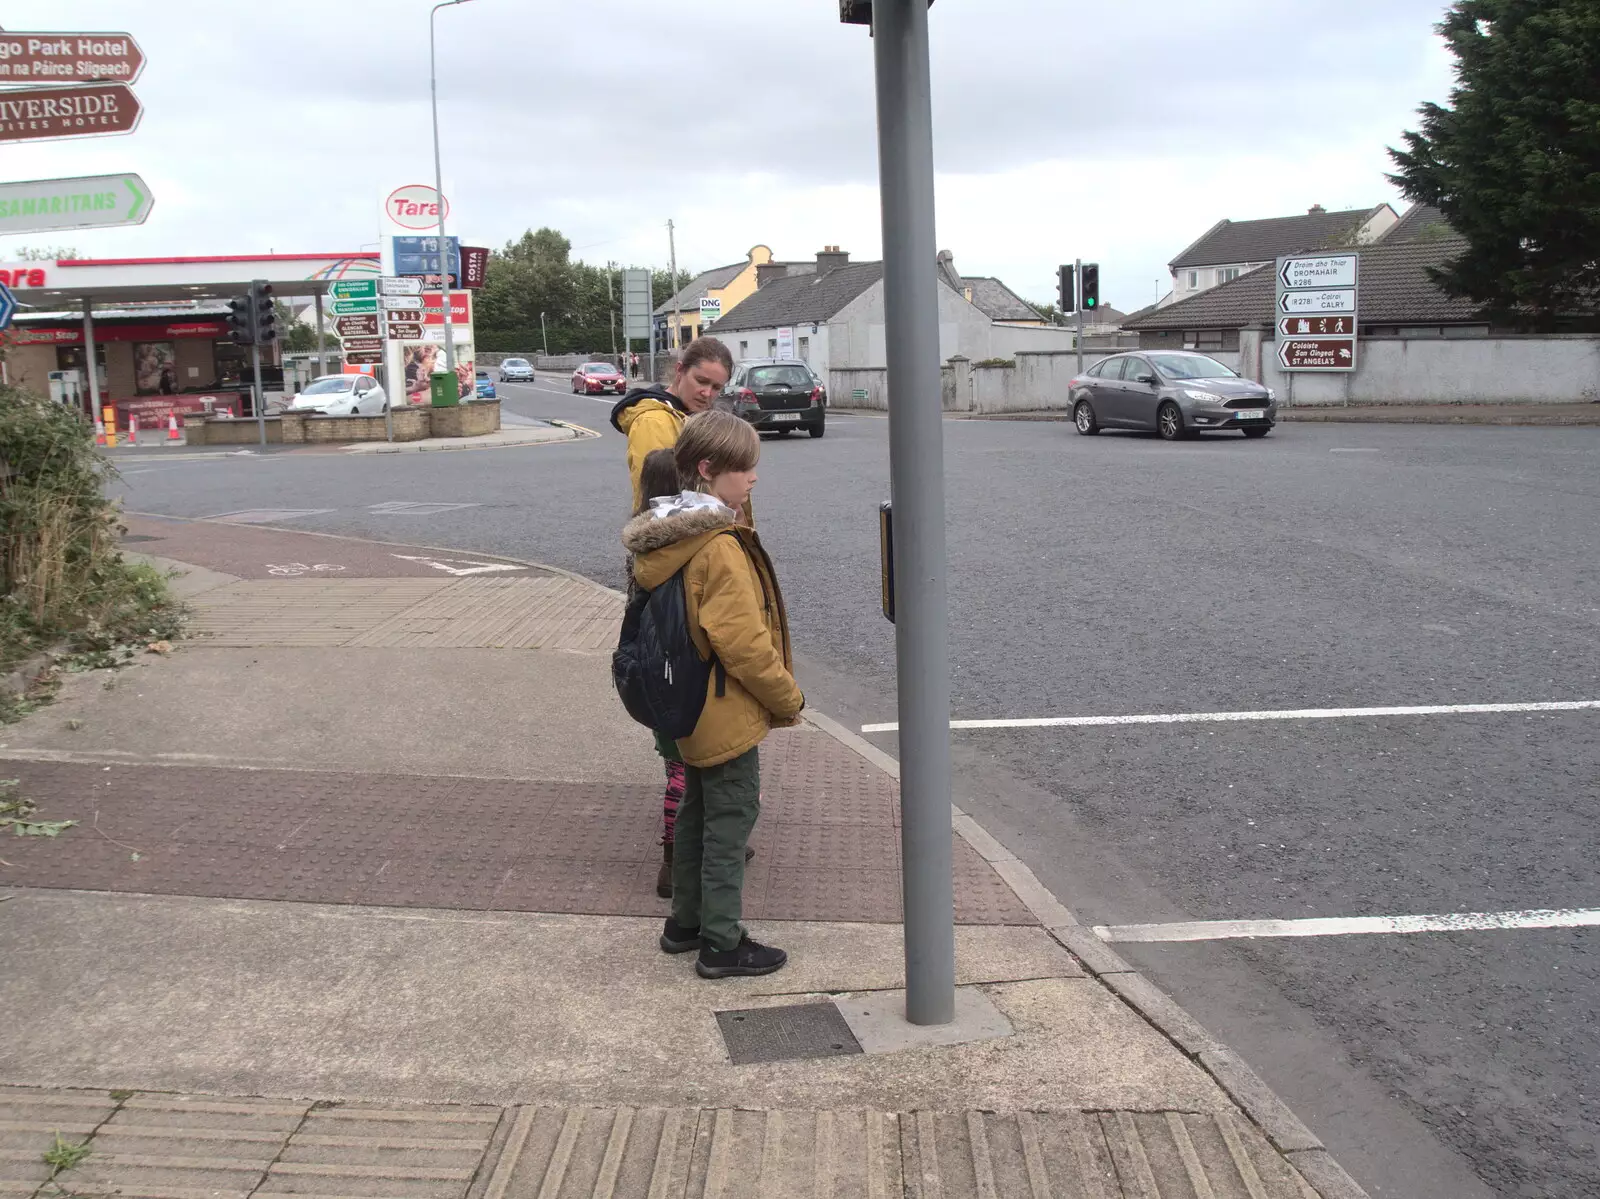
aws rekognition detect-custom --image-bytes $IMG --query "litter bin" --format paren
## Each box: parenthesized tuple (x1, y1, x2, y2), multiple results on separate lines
(429, 370, 460, 407)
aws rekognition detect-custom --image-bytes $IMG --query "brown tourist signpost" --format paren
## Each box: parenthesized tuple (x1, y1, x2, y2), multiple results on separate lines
(0, 32, 146, 83)
(334, 314, 380, 339)
(0, 82, 142, 143)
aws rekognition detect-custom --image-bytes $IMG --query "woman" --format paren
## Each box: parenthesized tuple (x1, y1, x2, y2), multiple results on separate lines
(621, 411, 802, 979)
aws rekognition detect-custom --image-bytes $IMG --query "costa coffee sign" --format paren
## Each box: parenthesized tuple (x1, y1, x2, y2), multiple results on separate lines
(385, 184, 449, 230)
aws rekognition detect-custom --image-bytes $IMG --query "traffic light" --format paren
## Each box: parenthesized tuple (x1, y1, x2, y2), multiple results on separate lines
(1056, 264, 1076, 314)
(1082, 263, 1100, 311)
(250, 280, 277, 344)
(226, 295, 253, 345)
(841, 0, 932, 22)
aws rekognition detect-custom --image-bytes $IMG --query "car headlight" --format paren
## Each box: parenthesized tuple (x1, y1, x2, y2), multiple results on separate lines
(1183, 389, 1224, 403)
(1266, 389, 1276, 401)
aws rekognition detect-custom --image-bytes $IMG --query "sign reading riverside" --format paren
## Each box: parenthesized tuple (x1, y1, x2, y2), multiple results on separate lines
(0, 83, 141, 143)
(0, 33, 146, 82)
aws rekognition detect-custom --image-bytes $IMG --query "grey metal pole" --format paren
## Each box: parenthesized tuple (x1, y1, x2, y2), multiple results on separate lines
(667, 219, 679, 351)
(82, 299, 100, 422)
(430, 0, 467, 386)
(314, 290, 328, 378)
(1075, 257, 1084, 375)
(872, 0, 955, 1027)
(251, 342, 266, 447)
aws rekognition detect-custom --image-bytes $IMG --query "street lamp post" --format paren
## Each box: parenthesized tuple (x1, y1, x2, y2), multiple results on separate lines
(430, 0, 472, 392)
(540, 312, 549, 358)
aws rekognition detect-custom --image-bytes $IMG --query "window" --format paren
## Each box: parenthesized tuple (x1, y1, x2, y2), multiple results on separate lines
(1085, 359, 1107, 378)
(1106, 357, 1132, 380)
(798, 336, 810, 361)
(739, 341, 749, 358)
(1147, 352, 1237, 380)
(1217, 267, 1240, 283)
(1186, 270, 1198, 288)
(767, 338, 778, 356)
(750, 366, 814, 389)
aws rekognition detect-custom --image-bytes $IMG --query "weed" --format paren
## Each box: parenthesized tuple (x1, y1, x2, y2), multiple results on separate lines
(108, 1090, 134, 1102)
(42, 1131, 91, 1177)
(0, 779, 76, 838)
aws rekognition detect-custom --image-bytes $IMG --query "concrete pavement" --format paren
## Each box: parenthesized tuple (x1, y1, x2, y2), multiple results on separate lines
(0, 517, 1364, 1198)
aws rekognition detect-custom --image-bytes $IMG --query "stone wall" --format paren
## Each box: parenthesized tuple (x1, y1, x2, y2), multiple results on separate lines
(186, 402, 494, 446)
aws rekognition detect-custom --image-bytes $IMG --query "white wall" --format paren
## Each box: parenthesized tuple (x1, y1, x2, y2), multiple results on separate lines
(719, 324, 833, 377)
(830, 279, 1076, 368)
(1239, 332, 1600, 405)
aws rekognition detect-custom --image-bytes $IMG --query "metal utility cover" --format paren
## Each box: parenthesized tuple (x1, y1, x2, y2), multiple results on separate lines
(716, 1003, 864, 1065)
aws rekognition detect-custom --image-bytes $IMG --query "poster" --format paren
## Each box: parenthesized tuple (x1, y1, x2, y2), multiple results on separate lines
(133, 341, 175, 394)
(399, 290, 473, 402)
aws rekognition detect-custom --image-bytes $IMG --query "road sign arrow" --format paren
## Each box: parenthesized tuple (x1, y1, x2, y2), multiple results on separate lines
(0, 172, 153, 235)
(0, 83, 142, 144)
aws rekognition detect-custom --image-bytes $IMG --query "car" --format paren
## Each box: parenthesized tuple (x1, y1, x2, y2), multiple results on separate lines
(1068, 351, 1277, 440)
(498, 358, 534, 382)
(474, 369, 497, 400)
(572, 361, 627, 395)
(286, 373, 388, 416)
(722, 359, 827, 438)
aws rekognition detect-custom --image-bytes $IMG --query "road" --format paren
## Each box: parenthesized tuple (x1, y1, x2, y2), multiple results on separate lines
(110, 377, 1600, 1198)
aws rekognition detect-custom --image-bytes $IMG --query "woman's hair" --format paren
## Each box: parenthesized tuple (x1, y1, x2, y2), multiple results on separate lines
(636, 447, 681, 515)
(675, 410, 759, 487)
(679, 336, 733, 377)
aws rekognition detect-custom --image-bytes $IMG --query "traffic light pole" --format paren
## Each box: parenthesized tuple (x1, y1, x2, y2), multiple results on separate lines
(871, 0, 956, 1027)
(1075, 256, 1084, 375)
(251, 342, 266, 447)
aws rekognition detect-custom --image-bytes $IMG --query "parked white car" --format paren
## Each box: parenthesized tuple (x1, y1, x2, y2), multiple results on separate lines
(288, 374, 388, 415)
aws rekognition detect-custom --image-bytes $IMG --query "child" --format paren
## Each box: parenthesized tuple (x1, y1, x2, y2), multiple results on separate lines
(633, 448, 690, 898)
(621, 412, 802, 978)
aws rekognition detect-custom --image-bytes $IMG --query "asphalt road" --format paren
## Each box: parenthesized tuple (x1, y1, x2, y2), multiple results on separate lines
(110, 378, 1600, 1198)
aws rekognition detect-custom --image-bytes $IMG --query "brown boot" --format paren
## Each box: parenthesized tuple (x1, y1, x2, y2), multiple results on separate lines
(656, 841, 673, 899)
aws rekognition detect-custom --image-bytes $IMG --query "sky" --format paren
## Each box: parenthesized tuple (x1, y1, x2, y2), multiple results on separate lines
(3, 0, 1457, 313)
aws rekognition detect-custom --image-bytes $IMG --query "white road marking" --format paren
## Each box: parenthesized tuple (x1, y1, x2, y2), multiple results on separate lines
(390, 553, 524, 577)
(859, 699, 1600, 734)
(1329, 447, 1380, 453)
(1094, 907, 1600, 943)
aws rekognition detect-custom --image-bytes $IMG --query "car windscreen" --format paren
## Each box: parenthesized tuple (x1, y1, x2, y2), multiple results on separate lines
(502, 359, 528, 367)
(583, 363, 617, 374)
(749, 366, 814, 389)
(301, 378, 355, 394)
(1149, 353, 1237, 380)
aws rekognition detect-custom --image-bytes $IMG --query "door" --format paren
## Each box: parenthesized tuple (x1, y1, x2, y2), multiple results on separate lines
(1095, 356, 1135, 425)
(1119, 357, 1161, 428)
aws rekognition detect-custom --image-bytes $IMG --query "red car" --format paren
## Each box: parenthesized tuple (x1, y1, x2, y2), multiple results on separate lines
(572, 361, 627, 395)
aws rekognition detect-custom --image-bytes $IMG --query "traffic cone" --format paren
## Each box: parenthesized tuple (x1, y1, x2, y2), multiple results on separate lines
(127, 414, 139, 445)
(94, 415, 106, 446)
(167, 412, 181, 441)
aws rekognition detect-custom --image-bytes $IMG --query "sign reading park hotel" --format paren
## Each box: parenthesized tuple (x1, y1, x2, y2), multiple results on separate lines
(0, 83, 142, 143)
(0, 33, 146, 82)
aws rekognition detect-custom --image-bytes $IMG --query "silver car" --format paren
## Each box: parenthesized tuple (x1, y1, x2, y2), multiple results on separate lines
(1069, 351, 1277, 440)
(498, 357, 535, 382)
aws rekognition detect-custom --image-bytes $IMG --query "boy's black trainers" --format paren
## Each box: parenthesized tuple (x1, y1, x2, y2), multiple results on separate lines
(695, 935, 787, 979)
(659, 918, 701, 954)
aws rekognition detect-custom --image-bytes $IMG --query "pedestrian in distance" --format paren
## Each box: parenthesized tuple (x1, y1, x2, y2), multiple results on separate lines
(622, 410, 802, 978)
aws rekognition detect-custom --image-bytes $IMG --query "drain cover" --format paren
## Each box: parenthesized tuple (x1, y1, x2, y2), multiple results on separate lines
(715, 1003, 864, 1065)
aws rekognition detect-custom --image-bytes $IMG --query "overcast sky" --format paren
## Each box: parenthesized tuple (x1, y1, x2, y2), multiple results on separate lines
(5, 0, 1455, 312)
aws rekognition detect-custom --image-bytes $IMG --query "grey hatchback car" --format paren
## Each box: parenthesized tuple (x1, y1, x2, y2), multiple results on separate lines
(1068, 351, 1277, 440)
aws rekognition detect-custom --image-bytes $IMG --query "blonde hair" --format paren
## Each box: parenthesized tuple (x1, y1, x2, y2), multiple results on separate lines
(674, 409, 759, 489)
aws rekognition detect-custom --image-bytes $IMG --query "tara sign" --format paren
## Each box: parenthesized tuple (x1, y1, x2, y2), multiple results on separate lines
(385, 185, 449, 231)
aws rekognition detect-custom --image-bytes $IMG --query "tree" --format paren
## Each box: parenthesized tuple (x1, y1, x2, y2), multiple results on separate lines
(275, 300, 339, 353)
(1387, 0, 1600, 326)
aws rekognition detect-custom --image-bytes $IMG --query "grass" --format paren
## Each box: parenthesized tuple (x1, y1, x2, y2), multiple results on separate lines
(43, 1131, 91, 1177)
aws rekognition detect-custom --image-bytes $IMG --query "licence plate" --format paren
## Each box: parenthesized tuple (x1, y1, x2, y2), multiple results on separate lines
(771, 412, 801, 422)
(1235, 409, 1266, 420)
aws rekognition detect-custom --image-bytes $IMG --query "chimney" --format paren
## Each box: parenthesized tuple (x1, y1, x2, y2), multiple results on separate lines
(756, 262, 787, 288)
(816, 246, 849, 273)
(1308, 204, 1326, 214)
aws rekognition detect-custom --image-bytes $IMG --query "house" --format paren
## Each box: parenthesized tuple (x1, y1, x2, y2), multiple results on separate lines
(1160, 203, 1398, 307)
(654, 244, 793, 349)
(704, 247, 1075, 380)
(935, 252, 1045, 325)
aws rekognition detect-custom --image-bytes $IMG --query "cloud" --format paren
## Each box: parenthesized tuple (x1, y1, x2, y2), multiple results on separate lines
(3, 0, 1455, 312)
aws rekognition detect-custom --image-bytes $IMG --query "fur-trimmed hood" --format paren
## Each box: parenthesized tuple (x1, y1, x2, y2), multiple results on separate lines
(623, 497, 738, 589)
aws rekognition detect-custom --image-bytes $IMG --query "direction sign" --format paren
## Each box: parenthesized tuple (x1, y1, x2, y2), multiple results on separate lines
(1280, 288, 1356, 315)
(345, 350, 383, 366)
(1279, 315, 1355, 338)
(621, 268, 652, 340)
(1279, 254, 1357, 290)
(380, 276, 423, 296)
(330, 279, 377, 301)
(340, 336, 383, 354)
(333, 314, 379, 339)
(329, 297, 378, 316)
(0, 173, 151, 235)
(0, 280, 15, 330)
(383, 309, 424, 324)
(0, 83, 142, 144)
(1278, 338, 1357, 371)
(381, 294, 424, 309)
(383, 321, 424, 341)
(0, 32, 146, 83)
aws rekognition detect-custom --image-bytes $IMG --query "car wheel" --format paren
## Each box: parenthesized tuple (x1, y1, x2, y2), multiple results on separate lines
(1073, 400, 1100, 436)
(1242, 426, 1271, 438)
(1157, 402, 1186, 441)
(809, 421, 825, 439)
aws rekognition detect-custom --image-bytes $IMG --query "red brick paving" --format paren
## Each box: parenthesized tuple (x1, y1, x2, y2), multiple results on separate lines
(0, 730, 1034, 925)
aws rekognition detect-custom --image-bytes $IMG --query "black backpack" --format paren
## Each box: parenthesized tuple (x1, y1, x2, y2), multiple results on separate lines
(614, 539, 731, 740)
